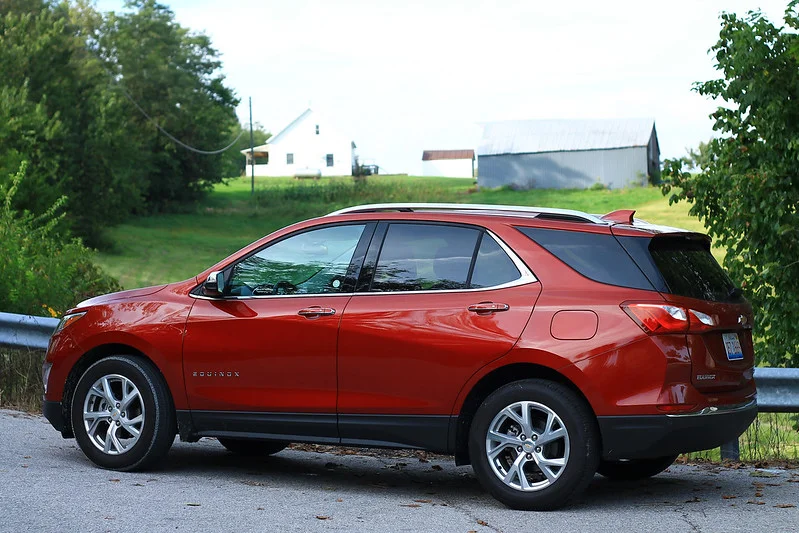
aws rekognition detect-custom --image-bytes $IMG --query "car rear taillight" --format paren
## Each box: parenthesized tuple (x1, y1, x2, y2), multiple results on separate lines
(621, 303, 718, 334)
(687, 309, 716, 331)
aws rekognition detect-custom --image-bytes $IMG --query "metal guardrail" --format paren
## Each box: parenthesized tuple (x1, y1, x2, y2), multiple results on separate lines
(750, 367, 799, 413)
(0, 312, 59, 351)
(0, 312, 795, 459)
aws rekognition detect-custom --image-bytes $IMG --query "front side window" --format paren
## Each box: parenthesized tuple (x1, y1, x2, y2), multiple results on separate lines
(369, 224, 522, 292)
(287, 153, 294, 165)
(227, 224, 365, 296)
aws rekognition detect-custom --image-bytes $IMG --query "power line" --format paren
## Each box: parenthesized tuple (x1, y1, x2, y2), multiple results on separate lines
(113, 82, 246, 155)
(94, 54, 245, 155)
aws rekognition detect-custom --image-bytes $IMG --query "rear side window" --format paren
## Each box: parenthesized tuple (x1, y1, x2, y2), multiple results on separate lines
(470, 236, 521, 289)
(516, 227, 654, 291)
(647, 238, 737, 302)
(372, 224, 480, 291)
(370, 223, 522, 292)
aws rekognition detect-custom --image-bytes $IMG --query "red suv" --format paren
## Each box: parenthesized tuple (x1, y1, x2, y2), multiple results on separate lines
(43, 203, 757, 510)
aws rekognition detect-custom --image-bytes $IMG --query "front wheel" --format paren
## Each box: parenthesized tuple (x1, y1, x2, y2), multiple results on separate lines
(71, 355, 175, 471)
(469, 379, 599, 511)
(597, 455, 678, 481)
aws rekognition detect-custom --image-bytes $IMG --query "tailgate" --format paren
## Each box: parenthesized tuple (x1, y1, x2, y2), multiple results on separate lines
(684, 302, 755, 392)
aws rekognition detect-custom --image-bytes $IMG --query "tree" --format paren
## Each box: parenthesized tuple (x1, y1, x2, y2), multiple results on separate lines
(661, 5, 799, 367)
(680, 141, 713, 173)
(0, 0, 241, 246)
(1, 0, 150, 245)
(96, 0, 240, 209)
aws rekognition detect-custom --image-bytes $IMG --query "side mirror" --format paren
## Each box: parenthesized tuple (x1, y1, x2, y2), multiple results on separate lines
(203, 271, 225, 297)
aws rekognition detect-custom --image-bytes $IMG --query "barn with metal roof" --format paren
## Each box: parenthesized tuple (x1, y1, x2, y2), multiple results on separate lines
(476, 118, 659, 189)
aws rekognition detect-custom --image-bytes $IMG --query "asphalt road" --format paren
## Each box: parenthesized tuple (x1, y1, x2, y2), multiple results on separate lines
(1, 409, 797, 533)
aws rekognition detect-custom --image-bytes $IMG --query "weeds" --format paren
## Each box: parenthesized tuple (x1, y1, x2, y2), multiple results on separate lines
(0, 348, 44, 412)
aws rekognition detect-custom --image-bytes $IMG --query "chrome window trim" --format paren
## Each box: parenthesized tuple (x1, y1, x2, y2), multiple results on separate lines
(189, 230, 537, 301)
(190, 292, 356, 301)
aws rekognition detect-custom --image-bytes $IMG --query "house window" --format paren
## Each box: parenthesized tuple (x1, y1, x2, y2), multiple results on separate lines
(315, 125, 320, 135)
(326, 154, 334, 167)
(287, 153, 294, 165)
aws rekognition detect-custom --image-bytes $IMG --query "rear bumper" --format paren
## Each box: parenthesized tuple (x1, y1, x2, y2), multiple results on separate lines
(597, 400, 757, 460)
(43, 399, 73, 438)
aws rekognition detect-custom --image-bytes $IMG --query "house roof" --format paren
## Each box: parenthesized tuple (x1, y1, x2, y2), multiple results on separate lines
(265, 108, 313, 146)
(476, 118, 656, 157)
(239, 108, 311, 155)
(240, 144, 270, 155)
(240, 108, 355, 156)
(422, 149, 475, 161)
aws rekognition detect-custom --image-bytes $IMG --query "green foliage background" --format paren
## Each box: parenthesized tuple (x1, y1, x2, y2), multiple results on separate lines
(662, 4, 799, 367)
(0, 0, 241, 247)
(0, 163, 120, 315)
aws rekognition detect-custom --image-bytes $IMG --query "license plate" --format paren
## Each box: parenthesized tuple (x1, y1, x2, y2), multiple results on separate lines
(722, 332, 744, 361)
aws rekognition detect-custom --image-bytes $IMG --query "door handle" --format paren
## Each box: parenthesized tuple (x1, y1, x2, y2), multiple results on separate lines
(297, 306, 336, 318)
(468, 302, 510, 314)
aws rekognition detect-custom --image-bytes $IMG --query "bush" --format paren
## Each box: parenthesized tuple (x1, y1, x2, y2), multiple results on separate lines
(0, 163, 120, 316)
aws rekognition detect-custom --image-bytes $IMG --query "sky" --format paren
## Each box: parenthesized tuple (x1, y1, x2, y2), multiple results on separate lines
(97, 0, 790, 175)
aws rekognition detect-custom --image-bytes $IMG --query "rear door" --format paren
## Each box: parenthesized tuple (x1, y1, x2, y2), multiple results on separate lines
(336, 221, 540, 450)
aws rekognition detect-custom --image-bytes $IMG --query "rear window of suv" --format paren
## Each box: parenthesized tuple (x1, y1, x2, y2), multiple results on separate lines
(518, 226, 739, 302)
(645, 238, 737, 302)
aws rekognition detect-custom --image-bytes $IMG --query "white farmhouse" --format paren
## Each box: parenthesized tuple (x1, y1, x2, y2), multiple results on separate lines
(421, 150, 475, 178)
(242, 108, 356, 177)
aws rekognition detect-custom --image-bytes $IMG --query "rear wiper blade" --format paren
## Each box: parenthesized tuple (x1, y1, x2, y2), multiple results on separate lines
(727, 286, 742, 300)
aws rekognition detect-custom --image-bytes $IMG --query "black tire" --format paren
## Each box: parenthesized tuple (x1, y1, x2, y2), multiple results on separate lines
(71, 355, 175, 471)
(469, 379, 599, 511)
(597, 455, 678, 481)
(218, 438, 288, 456)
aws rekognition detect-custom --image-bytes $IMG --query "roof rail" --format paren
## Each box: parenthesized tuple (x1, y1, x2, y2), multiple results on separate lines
(327, 203, 607, 224)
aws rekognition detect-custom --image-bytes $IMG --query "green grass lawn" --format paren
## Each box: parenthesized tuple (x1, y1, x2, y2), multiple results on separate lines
(95, 175, 707, 289)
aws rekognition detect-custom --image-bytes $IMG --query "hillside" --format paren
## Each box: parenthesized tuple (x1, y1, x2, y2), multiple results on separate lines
(95, 176, 711, 289)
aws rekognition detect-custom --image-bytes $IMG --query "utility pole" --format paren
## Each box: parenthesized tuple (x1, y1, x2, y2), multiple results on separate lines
(249, 97, 255, 195)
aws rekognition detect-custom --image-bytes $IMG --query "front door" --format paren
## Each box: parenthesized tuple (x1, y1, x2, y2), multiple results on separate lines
(183, 222, 371, 440)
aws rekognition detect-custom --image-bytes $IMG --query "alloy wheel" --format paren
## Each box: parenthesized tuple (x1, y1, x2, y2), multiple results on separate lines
(82, 374, 145, 455)
(485, 401, 570, 491)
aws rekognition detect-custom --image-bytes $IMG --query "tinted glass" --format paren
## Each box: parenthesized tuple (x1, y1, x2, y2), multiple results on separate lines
(516, 227, 654, 291)
(648, 238, 737, 302)
(371, 224, 480, 292)
(470, 235, 521, 289)
(227, 224, 365, 296)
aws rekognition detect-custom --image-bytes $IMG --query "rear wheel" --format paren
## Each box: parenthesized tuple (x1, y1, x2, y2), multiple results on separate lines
(218, 438, 288, 456)
(71, 355, 175, 471)
(597, 455, 678, 481)
(469, 379, 599, 511)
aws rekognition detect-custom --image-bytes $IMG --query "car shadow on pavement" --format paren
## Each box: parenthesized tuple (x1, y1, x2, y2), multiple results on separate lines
(148, 441, 725, 510)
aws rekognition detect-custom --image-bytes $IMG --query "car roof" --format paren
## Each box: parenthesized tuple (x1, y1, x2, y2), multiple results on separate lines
(324, 203, 696, 237)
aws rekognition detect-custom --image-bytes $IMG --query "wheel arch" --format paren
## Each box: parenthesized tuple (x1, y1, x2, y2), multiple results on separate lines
(61, 343, 176, 438)
(453, 363, 598, 466)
